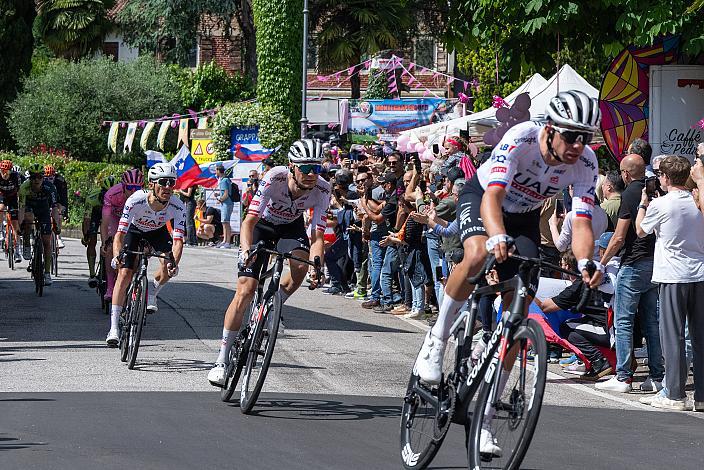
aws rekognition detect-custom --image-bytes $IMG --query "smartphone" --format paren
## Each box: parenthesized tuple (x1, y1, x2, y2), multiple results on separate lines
(432, 143, 440, 154)
(645, 176, 659, 199)
(435, 266, 444, 281)
(419, 179, 427, 192)
(555, 199, 565, 218)
(414, 156, 422, 172)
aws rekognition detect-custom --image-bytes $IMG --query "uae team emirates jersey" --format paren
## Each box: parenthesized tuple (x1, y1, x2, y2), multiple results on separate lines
(476, 121, 599, 218)
(118, 190, 186, 239)
(247, 166, 331, 232)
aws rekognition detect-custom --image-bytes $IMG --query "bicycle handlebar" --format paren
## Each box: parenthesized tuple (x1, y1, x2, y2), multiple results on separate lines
(247, 241, 323, 289)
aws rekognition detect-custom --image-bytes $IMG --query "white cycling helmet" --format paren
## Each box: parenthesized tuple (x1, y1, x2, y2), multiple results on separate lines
(288, 138, 324, 164)
(546, 90, 601, 132)
(148, 162, 177, 182)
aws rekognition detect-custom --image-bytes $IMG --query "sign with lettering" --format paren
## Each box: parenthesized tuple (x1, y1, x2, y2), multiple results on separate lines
(649, 65, 704, 163)
(190, 128, 216, 164)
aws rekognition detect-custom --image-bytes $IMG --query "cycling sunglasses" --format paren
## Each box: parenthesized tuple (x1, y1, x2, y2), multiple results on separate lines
(295, 164, 323, 175)
(155, 177, 176, 187)
(553, 126, 594, 145)
(124, 184, 142, 191)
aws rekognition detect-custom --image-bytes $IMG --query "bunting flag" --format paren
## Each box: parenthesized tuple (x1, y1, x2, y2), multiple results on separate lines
(107, 122, 119, 153)
(140, 121, 156, 150)
(157, 120, 170, 150)
(123, 122, 138, 153)
(177, 118, 189, 148)
(197, 117, 208, 129)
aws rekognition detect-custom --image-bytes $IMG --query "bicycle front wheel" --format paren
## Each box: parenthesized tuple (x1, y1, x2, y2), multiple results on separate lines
(7, 226, 14, 271)
(127, 274, 148, 369)
(240, 290, 281, 414)
(468, 318, 547, 470)
(33, 238, 44, 297)
(51, 233, 58, 276)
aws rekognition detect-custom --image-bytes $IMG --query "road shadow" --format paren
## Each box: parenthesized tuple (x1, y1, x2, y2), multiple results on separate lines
(0, 435, 47, 451)
(231, 397, 402, 421)
(131, 358, 213, 373)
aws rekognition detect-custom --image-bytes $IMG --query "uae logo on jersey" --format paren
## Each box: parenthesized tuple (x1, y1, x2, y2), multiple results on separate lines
(550, 176, 559, 184)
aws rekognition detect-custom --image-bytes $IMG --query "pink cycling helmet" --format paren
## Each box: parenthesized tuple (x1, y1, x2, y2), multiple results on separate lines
(122, 168, 144, 186)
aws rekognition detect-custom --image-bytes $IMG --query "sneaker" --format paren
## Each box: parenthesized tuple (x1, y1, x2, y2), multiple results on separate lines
(353, 290, 367, 300)
(88, 276, 98, 288)
(413, 331, 446, 385)
(22, 246, 31, 260)
(694, 401, 704, 412)
(392, 305, 409, 315)
(106, 329, 119, 347)
(344, 291, 356, 299)
(640, 376, 664, 393)
(479, 427, 502, 458)
(403, 309, 423, 320)
(44, 273, 52, 286)
(563, 361, 586, 376)
(373, 304, 391, 314)
(207, 363, 226, 387)
(218, 243, 231, 249)
(56, 236, 65, 249)
(13, 250, 22, 263)
(581, 358, 613, 380)
(361, 299, 380, 309)
(147, 292, 158, 313)
(548, 346, 561, 364)
(594, 375, 632, 393)
(639, 388, 667, 405)
(650, 393, 687, 411)
(322, 286, 343, 295)
(559, 354, 579, 367)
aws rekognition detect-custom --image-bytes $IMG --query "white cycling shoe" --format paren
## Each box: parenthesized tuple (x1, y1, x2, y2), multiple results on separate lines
(56, 236, 65, 249)
(414, 331, 446, 385)
(208, 363, 226, 386)
(480, 426, 502, 458)
(44, 273, 53, 286)
(147, 293, 158, 313)
(106, 329, 119, 347)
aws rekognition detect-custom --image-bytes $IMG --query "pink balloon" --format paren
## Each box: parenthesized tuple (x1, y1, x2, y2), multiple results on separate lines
(467, 142, 478, 158)
(496, 107, 510, 123)
(415, 142, 426, 153)
(513, 93, 531, 112)
(397, 134, 410, 148)
(483, 129, 498, 146)
(395, 141, 406, 153)
(422, 148, 434, 160)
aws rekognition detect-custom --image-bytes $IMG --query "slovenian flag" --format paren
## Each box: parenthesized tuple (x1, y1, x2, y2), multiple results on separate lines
(145, 150, 166, 168)
(170, 145, 203, 189)
(233, 142, 276, 162)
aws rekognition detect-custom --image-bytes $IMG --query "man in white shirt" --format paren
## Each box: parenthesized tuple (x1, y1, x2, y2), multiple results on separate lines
(636, 155, 704, 412)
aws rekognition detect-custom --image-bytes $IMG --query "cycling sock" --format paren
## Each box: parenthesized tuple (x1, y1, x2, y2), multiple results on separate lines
(151, 278, 165, 297)
(278, 286, 290, 305)
(431, 294, 466, 341)
(110, 305, 121, 331)
(216, 328, 236, 364)
(483, 367, 511, 426)
(88, 255, 96, 277)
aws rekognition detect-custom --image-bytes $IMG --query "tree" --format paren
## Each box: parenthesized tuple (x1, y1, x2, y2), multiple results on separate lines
(252, 0, 301, 142)
(0, 1, 35, 150)
(312, 0, 414, 98)
(34, 0, 114, 60)
(170, 61, 255, 110)
(115, 0, 258, 82)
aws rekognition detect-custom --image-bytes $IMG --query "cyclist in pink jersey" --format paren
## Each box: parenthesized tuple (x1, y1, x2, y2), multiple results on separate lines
(100, 168, 143, 302)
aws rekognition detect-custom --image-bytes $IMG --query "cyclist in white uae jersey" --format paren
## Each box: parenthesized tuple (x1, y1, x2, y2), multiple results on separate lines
(208, 139, 330, 386)
(105, 163, 185, 347)
(413, 91, 604, 457)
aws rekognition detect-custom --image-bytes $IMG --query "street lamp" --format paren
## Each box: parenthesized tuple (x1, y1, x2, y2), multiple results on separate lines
(300, 0, 309, 139)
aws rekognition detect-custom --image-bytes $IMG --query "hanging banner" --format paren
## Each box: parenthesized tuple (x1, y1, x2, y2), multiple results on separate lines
(123, 122, 138, 153)
(140, 121, 156, 151)
(230, 126, 277, 162)
(107, 122, 119, 153)
(347, 98, 450, 143)
(190, 129, 216, 165)
(177, 118, 189, 148)
(157, 120, 170, 150)
(197, 117, 208, 129)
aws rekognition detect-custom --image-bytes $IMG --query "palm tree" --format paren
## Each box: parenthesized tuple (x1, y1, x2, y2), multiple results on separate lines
(35, 0, 114, 60)
(312, 0, 413, 98)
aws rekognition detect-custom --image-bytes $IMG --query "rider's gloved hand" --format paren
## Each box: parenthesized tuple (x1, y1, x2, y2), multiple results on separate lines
(485, 234, 514, 263)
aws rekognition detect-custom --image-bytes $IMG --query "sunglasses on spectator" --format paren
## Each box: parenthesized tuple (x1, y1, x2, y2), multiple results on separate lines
(155, 177, 176, 187)
(356, 177, 368, 183)
(295, 164, 323, 175)
(653, 169, 662, 177)
(125, 184, 142, 191)
(553, 126, 593, 145)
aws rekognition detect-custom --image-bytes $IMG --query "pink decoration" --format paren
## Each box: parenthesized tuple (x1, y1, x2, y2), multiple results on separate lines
(347, 66, 355, 76)
(447, 77, 455, 86)
(408, 62, 416, 71)
(120, 121, 127, 128)
(463, 81, 469, 91)
(697, 118, 704, 130)
(413, 142, 425, 153)
(364, 60, 372, 69)
(170, 120, 179, 128)
(334, 71, 341, 79)
(458, 92, 471, 104)
(492, 95, 508, 109)
(317, 75, 329, 82)
(467, 143, 479, 158)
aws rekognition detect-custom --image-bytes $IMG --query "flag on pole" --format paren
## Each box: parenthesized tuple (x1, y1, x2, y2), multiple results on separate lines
(170, 145, 203, 189)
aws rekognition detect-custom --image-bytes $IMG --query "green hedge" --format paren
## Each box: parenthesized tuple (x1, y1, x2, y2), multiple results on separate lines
(0, 151, 130, 227)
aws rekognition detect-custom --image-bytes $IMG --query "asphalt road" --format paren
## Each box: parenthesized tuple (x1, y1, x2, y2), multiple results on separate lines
(1, 240, 703, 469)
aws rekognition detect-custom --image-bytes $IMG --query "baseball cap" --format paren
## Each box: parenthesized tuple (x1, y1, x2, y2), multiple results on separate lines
(597, 232, 614, 249)
(447, 166, 465, 183)
(377, 172, 397, 185)
(215, 163, 225, 171)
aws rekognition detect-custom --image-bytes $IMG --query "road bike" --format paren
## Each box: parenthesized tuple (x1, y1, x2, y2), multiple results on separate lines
(29, 220, 45, 297)
(50, 228, 59, 276)
(400, 253, 596, 470)
(118, 240, 174, 369)
(220, 241, 321, 414)
(1, 209, 17, 270)
(95, 237, 112, 316)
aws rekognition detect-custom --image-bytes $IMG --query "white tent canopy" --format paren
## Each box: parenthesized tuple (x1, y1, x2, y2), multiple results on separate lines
(402, 64, 598, 144)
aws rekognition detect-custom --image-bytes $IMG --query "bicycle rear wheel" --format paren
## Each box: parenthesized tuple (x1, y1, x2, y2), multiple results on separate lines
(7, 226, 14, 271)
(33, 236, 44, 297)
(127, 274, 148, 369)
(239, 290, 281, 414)
(468, 318, 547, 470)
(50, 232, 58, 276)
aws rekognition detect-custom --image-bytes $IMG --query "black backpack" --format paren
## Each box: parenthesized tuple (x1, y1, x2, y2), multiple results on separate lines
(229, 180, 241, 202)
